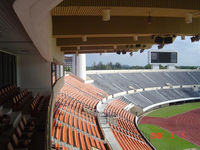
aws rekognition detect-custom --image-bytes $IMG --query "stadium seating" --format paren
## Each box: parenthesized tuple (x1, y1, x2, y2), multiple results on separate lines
(61, 83, 100, 109)
(88, 71, 200, 95)
(52, 94, 108, 150)
(65, 74, 108, 100)
(0, 84, 50, 150)
(120, 88, 200, 108)
(104, 99, 152, 150)
(12, 89, 32, 111)
(31, 94, 50, 118)
(52, 75, 152, 150)
(0, 85, 20, 106)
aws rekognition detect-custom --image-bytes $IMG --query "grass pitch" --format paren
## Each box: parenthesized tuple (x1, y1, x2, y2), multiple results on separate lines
(146, 102, 200, 118)
(138, 124, 200, 150)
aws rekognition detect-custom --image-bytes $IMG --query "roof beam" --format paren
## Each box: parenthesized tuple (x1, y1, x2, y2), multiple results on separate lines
(53, 16, 200, 36)
(61, 46, 113, 51)
(56, 37, 155, 46)
(61, 44, 151, 51)
(64, 50, 115, 54)
(61, 44, 152, 54)
(63, 49, 135, 54)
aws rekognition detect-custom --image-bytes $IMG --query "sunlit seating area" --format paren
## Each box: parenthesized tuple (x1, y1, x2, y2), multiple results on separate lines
(51, 75, 152, 150)
(104, 99, 152, 150)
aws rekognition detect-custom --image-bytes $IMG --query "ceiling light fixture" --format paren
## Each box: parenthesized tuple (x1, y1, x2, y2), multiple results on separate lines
(185, 13, 192, 24)
(82, 35, 87, 42)
(102, 9, 111, 21)
(147, 12, 152, 24)
(133, 36, 138, 41)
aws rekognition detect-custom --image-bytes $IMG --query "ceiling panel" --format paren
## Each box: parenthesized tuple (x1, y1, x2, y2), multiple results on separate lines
(52, 6, 200, 18)
(0, 0, 38, 55)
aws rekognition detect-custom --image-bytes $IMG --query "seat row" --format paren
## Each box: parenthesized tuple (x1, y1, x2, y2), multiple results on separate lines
(104, 99, 135, 122)
(52, 95, 108, 150)
(61, 84, 99, 109)
(111, 127, 151, 150)
(65, 75, 108, 100)
(0, 85, 20, 106)
(54, 95, 93, 117)
(30, 94, 41, 111)
(52, 122, 106, 150)
(53, 98, 102, 138)
(30, 94, 49, 118)
(0, 84, 50, 150)
(54, 111, 101, 139)
(0, 85, 17, 96)
(7, 116, 35, 150)
(12, 89, 32, 111)
(105, 99, 152, 150)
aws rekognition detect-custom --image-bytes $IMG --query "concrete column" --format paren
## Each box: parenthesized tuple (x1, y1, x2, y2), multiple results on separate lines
(76, 54, 86, 80)
(167, 65, 175, 70)
(152, 64, 159, 70)
(72, 55, 76, 74)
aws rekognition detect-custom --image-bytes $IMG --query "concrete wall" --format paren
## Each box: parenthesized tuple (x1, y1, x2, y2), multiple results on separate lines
(50, 37, 64, 63)
(129, 106, 143, 115)
(17, 54, 52, 96)
(49, 76, 64, 148)
(13, 0, 63, 63)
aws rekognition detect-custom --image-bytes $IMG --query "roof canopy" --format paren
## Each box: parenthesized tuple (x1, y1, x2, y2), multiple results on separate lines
(51, 0, 200, 54)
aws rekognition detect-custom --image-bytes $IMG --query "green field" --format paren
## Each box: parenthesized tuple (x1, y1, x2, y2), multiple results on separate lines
(138, 124, 200, 150)
(146, 102, 200, 118)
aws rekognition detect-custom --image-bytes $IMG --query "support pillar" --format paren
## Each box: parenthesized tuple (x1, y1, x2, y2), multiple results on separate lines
(167, 65, 175, 70)
(76, 54, 86, 80)
(71, 55, 76, 74)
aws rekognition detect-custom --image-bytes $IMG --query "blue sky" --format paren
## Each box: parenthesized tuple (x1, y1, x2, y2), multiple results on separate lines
(86, 36, 200, 66)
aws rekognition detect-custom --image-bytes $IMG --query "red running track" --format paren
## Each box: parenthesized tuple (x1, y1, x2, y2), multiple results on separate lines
(140, 108, 200, 146)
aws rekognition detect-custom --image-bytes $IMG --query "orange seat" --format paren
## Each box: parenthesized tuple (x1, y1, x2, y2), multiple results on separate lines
(80, 132, 86, 150)
(84, 135, 91, 150)
(62, 125, 67, 143)
(74, 130, 80, 148)
(52, 120, 56, 136)
(56, 123, 61, 140)
(68, 127, 73, 145)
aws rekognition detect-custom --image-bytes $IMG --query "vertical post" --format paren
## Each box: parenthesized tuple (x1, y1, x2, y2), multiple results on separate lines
(76, 54, 86, 80)
(71, 55, 76, 74)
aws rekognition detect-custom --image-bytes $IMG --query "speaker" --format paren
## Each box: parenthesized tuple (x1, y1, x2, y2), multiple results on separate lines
(136, 44, 141, 48)
(122, 50, 126, 54)
(155, 37, 163, 44)
(164, 37, 173, 44)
